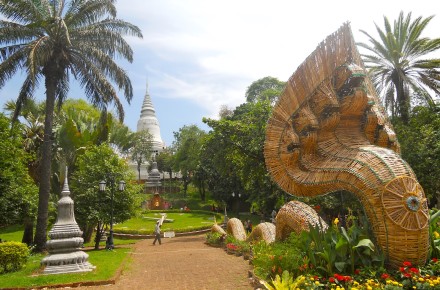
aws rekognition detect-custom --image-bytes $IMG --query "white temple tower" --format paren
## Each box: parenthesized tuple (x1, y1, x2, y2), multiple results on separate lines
(137, 82, 165, 154)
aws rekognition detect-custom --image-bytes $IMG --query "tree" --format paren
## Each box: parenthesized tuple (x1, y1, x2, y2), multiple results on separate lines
(0, 113, 38, 244)
(172, 125, 206, 197)
(156, 148, 175, 184)
(130, 130, 153, 183)
(359, 11, 440, 123)
(245, 76, 286, 104)
(71, 143, 140, 249)
(202, 100, 282, 215)
(0, 0, 142, 251)
(394, 104, 440, 208)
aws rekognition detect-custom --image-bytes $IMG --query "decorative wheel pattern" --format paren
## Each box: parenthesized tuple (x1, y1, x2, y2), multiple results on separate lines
(382, 177, 429, 230)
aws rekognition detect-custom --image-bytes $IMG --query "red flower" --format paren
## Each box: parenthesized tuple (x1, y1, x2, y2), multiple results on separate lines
(404, 273, 412, 278)
(313, 275, 319, 281)
(329, 277, 335, 283)
(278, 267, 282, 274)
(432, 258, 438, 263)
(354, 269, 360, 275)
(410, 267, 419, 273)
(381, 273, 390, 279)
(403, 261, 412, 267)
(399, 267, 405, 273)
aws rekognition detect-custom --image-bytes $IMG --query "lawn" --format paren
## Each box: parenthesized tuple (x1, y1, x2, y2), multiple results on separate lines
(0, 247, 132, 289)
(114, 210, 223, 234)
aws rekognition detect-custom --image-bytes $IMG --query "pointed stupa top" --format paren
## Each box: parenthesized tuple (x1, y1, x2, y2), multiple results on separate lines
(137, 81, 165, 152)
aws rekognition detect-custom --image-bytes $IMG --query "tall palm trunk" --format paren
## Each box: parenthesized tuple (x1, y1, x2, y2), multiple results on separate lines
(34, 73, 57, 252)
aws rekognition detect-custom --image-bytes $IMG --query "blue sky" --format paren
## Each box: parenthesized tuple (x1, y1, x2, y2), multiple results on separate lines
(0, 0, 439, 146)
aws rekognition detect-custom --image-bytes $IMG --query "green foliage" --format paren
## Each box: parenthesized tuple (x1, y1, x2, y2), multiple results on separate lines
(260, 270, 296, 290)
(131, 130, 153, 182)
(0, 241, 29, 273)
(0, 114, 38, 226)
(71, 143, 141, 248)
(245, 76, 286, 104)
(0, 0, 142, 251)
(394, 105, 440, 206)
(298, 216, 384, 277)
(205, 232, 224, 246)
(252, 234, 306, 280)
(430, 208, 440, 259)
(359, 12, 440, 123)
(172, 125, 207, 198)
(202, 99, 283, 215)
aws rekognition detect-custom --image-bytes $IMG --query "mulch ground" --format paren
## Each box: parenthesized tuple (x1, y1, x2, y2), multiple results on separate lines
(72, 234, 255, 290)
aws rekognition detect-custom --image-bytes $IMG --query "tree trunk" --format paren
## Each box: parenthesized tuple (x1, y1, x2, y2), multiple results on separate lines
(94, 222, 104, 250)
(201, 181, 206, 202)
(34, 73, 57, 252)
(22, 217, 34, 246)
(83, 223, 94, 243)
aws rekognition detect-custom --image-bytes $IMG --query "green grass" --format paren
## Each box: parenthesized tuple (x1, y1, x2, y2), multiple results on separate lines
(0, 247, 132, 289)
(0, 224, 25, 242)
(0, 225, 139, 249)
(114, 211, 223, 234)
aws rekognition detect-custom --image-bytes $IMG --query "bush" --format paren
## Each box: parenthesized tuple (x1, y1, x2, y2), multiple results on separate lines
(0, 241, 29, 273)
(206, 232, 224, 246)
(252, 234, 305, 280)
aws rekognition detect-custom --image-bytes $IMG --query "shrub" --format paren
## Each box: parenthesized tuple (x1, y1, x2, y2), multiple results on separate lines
(252, 234, 305, 280)
(206, 232, 224, 246)
(0, 241, 29, 273)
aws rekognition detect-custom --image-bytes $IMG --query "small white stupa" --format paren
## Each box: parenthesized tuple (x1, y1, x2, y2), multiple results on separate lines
(41, 168, 94, 274)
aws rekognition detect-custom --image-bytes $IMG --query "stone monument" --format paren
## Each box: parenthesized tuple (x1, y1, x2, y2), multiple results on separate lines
(146, 158, 162, 189)
(41, 169, 94, 274)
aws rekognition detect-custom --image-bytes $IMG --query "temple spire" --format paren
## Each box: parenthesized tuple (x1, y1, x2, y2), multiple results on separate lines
(136, 80, 165, 152)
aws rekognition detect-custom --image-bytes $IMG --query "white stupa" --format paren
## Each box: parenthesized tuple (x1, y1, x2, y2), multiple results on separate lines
(137, 81, 165, 154)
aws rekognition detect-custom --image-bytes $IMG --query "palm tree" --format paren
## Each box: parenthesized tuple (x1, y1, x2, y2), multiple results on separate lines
(358, 11, 440, 123)
(0, 0, 142, 251)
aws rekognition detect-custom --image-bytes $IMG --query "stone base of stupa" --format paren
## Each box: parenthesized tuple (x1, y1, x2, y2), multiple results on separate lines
(42, 251, 95, 274)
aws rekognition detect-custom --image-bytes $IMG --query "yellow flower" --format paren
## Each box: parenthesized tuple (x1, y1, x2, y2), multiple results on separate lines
(434, 231, 440, 239)
(367, 286, 372, 290)
(315, 281, 320, 286)
(418, 277, 424, 282)
(334, 218, 339, 225)
(310, 277, 315, 281)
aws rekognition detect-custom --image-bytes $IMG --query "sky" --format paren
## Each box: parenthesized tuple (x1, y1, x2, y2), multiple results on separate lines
(0, 0, 439, 146)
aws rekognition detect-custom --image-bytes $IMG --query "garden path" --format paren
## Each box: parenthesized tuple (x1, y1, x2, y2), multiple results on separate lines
(76, 234, 254, 290)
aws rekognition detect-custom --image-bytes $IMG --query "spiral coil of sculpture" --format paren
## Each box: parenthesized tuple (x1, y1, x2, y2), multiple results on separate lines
(264, 23, 428, 267)
(213, 23, 429, 268)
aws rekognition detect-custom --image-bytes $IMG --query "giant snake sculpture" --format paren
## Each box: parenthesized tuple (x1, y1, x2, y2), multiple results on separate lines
(215, 23, 429, 267)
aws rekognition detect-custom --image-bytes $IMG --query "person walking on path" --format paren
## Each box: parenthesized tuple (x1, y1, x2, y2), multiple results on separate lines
(153, 221, 162, 245)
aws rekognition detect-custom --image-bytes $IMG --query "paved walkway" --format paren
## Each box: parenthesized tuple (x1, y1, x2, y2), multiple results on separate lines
(78, 234, 254, 290)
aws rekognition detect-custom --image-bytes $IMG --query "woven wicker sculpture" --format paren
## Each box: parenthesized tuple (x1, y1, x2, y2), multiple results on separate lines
(211, 223, 227, 236)
(276, 201, 328, 241)
(247, 222, 276, 244)
(226, 218, 247, 241)
(264, 23, 429, 267)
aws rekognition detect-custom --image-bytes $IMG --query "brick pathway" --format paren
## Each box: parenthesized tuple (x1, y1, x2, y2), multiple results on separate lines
(78, 234, 254, 290)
